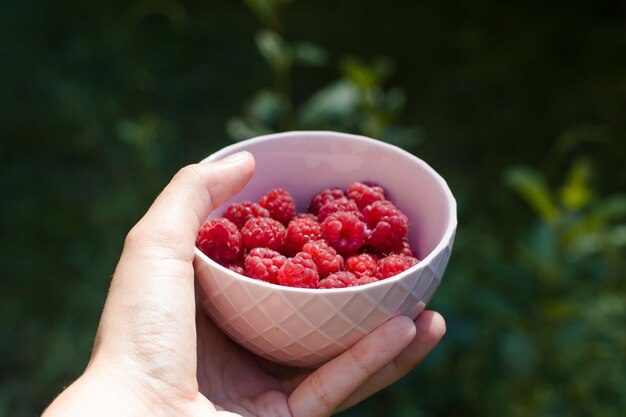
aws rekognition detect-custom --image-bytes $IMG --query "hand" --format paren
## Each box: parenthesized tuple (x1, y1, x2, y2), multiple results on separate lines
(44, 151, 446, 417)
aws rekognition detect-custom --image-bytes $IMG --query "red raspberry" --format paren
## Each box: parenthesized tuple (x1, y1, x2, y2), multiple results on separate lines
(283, 217, 322, 256)
(347, 182, 386, 210)
(320, 211, 366, 256)
(244, 248, 287, 284)
(240, 217, 286, 252)
(196, 218, 243, 264)
(376, 254, 419, 279)
(302, 239, 344, 278)
(223, 201, 270, 229)
(309, 188, 345, 215)
(295, 213, 317, 221)
(362, 201, 408, 253)
(317, 198, 360, 222)
(355, 275, 379, 286)
(260, 188, 296, 225)
(345, 253, 379, 278)
(277, 252, 319, 288)
(394, 241, 418, 257)
(225, 261, 246, 276)
(319, 271, 357, 289)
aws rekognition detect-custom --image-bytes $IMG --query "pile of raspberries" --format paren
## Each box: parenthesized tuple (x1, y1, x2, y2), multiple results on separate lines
(196, 182, 419, 289)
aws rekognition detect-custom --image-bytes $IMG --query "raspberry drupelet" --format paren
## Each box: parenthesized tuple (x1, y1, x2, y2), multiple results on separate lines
(260, 188, 296, 225)
(347, 182, 386, 210)
(283, 217, 321, 257)
(309, 188, 346, 215)
(277, 252, 319, 288)
(223, 201, 270, 229)
(240, 217, 287, 252)
(302, 239, 344, 278)
(196, 218, 243, 264)
(320, 211, 366, 256)
(244, 248, 287, 284)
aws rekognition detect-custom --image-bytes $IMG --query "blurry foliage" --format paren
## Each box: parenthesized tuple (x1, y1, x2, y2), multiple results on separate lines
(228, 0, 422, 149)
(2, 0, 626, 416)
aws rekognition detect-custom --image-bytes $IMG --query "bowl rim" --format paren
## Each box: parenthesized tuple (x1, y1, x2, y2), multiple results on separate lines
(194, 130, 457, 294)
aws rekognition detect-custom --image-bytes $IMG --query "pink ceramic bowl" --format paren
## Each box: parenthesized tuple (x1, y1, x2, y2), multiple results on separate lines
(194, 131, 456, 367)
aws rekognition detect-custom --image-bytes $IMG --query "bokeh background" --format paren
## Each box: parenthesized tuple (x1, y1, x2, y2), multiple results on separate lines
(2, 0, 625, 415)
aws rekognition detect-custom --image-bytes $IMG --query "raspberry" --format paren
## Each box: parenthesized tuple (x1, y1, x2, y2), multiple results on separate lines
(362, 201, 408, 253)
(376, 254, 419, 279)
(260, 188, 296, 225)
(277, 252, 319, 288)
(317, 198, 361, 222)
(240, 217, 287, 252)
(196, 218, 243, 264)
(320, 211, 366, 256)
(302, 239, 343, 278)
(355, 275, 379, 286)
(223, 201, 270, 229)
(319, 271, 357, 289)
(244, 248, 287, 284)
(225, 261, 246, 276)
(283, 217, 322, 256)
(345, 253, 379, 278)
(309, 188, 345, 215)
(394, 241, 418, 258)
(295, 213, 317, 221)
(347, 182, 386, 210)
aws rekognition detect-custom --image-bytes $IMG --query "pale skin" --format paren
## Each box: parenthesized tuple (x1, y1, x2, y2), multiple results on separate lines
(43, 151, 446, 417)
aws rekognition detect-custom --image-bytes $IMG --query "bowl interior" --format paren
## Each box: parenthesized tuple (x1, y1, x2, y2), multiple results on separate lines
(203, 131, 454, 260)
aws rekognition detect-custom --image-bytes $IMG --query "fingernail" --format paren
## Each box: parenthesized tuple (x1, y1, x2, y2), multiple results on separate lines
(221, 151, 251, 164)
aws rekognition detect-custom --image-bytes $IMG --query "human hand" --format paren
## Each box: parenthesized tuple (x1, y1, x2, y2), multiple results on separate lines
(44, 151, 446, 417)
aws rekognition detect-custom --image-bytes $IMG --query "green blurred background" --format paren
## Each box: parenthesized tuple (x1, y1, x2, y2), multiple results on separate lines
(2, 0, 625, 415)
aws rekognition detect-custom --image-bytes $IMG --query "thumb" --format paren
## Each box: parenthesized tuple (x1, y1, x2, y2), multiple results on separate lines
(93, 151, 254, 364)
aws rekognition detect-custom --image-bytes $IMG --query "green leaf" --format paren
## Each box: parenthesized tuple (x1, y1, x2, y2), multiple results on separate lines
(291, 41, 328, 66)
(564, 196, 626, 245)
(560, 159, 593, 210)
(244, 89, 284, 126)
(504, 166, 560, 225)
(341, 57, 378, 89)
(243, 0, 292, 24)
(255, 30, 290, 70)
(296, 80, 359, 127)
(226, 117, 273, 141)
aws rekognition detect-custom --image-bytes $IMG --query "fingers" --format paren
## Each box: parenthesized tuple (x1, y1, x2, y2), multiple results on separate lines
(336, 311, 446, 411)
(287, 316, 417, 417)
(125, 151, 255, 261)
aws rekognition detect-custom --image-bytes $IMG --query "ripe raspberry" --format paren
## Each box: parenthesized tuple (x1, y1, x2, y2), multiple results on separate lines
(240, 217, 287, 252)
(244, 248, 287, 284)
(260, 188, 296, 225)
(283, 217, 322, 256)
(196, 218, 243, 264)
(394, 241, 418, 257)
(362, 201, 408, 253)
(319, 271, 357, 289)
(302, 239, 344, 278)
(376, 254, 419, 279)
(309, 188, 345, 215)
(317, 198, 360, 222)
(345, 253, 379, 278)
(295, 213, 317, 221)
(223, 201, 270, 229)
(320, 211, 366, 256)
(277, 252, 319, 288)
(347, 182, 386, 210)
(355, 275, 379, 286)
(225, 261, 246, 276)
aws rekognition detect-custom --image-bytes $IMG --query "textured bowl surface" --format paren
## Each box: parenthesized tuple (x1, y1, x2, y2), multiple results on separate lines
(194, 131, 456, 367)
